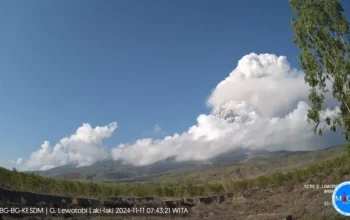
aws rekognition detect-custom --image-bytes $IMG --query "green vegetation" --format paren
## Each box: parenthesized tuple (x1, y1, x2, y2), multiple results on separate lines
(290, 0, 350, 149)
(1, 153, 349, 199)
(155, 146, 344, 185)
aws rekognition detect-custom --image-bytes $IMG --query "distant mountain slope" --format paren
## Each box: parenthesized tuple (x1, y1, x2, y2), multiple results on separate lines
(33, 145, 345, 183)
(156, 145, 346, 184)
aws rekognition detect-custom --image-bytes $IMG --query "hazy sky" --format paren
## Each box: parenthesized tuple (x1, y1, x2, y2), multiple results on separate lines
(1, 0, 349, 170)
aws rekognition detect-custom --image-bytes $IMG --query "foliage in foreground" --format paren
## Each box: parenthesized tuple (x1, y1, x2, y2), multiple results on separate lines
(290, 0, 350, 150)
(0, 155, 349, 199)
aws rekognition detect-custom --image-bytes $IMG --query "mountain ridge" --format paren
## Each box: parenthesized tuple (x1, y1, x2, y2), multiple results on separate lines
(31, 147, 318, 182)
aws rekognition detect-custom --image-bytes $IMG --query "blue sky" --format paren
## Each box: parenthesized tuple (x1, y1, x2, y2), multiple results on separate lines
(1, 0, 349, 169)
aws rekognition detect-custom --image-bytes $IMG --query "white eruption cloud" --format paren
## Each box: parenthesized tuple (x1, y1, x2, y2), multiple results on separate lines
(22, 53, 342, 170)
(111, 53, 341, 166)
(24, 122, 117, 170)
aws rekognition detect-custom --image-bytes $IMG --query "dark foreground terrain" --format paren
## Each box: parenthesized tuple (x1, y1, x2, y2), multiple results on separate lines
(1, 146, 349, 220)
(1, 169, 348, 220)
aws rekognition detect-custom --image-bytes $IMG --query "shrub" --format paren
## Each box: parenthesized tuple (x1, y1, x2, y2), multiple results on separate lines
(0, 154, 349, 199)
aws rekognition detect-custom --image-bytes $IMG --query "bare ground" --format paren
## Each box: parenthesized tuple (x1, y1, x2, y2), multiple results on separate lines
(5, 174, 348, 220)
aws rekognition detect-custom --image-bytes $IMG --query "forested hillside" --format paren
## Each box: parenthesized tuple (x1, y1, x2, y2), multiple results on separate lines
(1, 152, 349, 200)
